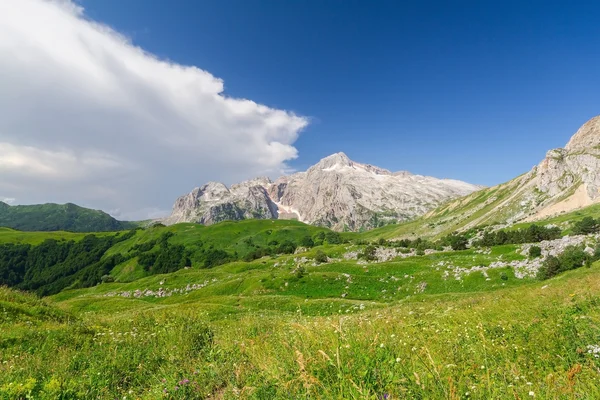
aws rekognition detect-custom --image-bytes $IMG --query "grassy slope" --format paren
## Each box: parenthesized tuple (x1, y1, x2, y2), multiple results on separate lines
(360, 178, 600, 241)
(0, 227, 114, 245)
(0, 202, 136, 232)
(107, 220, 331, 282)
(2, 218, 600, 398)
(2, 259, 600, 398)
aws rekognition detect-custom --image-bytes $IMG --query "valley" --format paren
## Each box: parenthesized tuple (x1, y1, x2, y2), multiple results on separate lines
(2, 117, 600, 399)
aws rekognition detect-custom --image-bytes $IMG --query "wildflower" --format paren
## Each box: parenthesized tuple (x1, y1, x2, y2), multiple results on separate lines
(380, 343, 385, 348)
(396, 358, 401, 362)
(529, 391, 535, 397)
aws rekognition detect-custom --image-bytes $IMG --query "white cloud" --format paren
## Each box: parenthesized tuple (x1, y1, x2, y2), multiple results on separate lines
(0, 0, 308, 220)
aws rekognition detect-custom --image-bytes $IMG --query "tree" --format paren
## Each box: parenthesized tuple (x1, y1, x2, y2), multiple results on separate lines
(448, 235, 468, 251)
(573, 217, 598, 235)
(537, 256, 561, 280)
(300, 236, 315, 248)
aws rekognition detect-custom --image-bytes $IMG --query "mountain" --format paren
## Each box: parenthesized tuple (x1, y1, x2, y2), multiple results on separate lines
(371, 115, 600, 239)
(164, 152, 482, 231)
(0, 202, 136, 232)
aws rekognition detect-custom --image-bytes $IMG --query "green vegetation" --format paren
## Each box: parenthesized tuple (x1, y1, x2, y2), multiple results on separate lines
(537, 245, 594, 280)
(475, 224, 561, 247)
(573, 216, 600, 235)
(2, 214, 600, 398)
(0, 230, 136, 295)
(0, 202, 136, 232)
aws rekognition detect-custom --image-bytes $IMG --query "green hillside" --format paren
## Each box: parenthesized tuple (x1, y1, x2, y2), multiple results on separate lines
(360, 181, 600, 241)
(0, 202, 136, 232)
(2, 213, 600, 398)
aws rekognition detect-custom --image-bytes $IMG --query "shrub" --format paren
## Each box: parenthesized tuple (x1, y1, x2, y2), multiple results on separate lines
(538, 246, 592, 280)
(528, 246, 542, 258)
(573, 217, 598, 235)
(448, 235, 468, 251)
(314, 250, 328, 264)
(300, 236, 315, 248)
(557, 245, 590, 271)
(537, 256, 561, 280)
(324, 232, 342, 245)
(295, 266, 307, 279)
(358, 245, 377, 261)
(276, 240, 297, 255)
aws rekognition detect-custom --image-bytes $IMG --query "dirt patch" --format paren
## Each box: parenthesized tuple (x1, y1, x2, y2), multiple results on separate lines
(527, 184, 598, 221)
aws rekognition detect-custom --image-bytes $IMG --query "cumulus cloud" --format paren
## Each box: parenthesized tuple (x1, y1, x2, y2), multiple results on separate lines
(0, 0, 308, 220)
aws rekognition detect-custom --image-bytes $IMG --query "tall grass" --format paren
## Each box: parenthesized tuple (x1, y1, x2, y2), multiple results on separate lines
(2, 264, 600, 399)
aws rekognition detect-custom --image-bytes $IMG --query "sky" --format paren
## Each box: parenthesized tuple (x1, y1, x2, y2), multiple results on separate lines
(0, 0, 599, 219)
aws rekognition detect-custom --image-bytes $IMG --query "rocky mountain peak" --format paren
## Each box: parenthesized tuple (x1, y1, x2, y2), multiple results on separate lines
(164, 152, 481, 231)
(311, 152, 353, 170)
(565, 115, 600, 153)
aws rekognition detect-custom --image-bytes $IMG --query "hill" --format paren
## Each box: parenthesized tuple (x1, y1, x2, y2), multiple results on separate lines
(2, 222, 600, 398)
(0, 202, 136, 232)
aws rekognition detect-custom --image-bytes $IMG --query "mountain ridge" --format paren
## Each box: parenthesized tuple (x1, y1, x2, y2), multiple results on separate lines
(365, 115, 600, 239)
(164, 152, 482, 231)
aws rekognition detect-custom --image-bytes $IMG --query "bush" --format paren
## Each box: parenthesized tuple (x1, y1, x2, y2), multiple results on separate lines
(557, 245, 590, 271)
(358, 245, 377, 261)
(537, 256, 561, 280)
(300, 236, 315, 248)
(276, 240, 297, 255)
(448, 235, 468, 251)
(203, 249, 230, 268)
(314, 250, 328, 264)
(573, 217, 598, 235)
(324, 232, 342, 245)
(295, 266, 307, 279)
(538, 246, 591, 280)
(528, 246, 542, 258)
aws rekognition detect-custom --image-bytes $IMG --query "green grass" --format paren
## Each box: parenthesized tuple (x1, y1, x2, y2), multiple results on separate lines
(2, 216, 600, 398)
(2, 261, 600, 399)
(0, 202, 136, 232)
(0, 227, 114, 245)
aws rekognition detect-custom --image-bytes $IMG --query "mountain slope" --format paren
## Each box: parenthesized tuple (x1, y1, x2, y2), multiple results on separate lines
(0, 202, 136, 232)
(164, 152, 481, 231)
(365, 115, 600, 239)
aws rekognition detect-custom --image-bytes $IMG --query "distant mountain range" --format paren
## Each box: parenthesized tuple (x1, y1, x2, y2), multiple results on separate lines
(0, 202, 136, 232)
(5, 116, 599, 235)
(163, 152, 482, 231)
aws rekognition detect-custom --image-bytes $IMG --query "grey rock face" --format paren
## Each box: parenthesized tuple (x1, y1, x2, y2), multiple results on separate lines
(164, 152, 482, 231)
(536, 116, 600, 200)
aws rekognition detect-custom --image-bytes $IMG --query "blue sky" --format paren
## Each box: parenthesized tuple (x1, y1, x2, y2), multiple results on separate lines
(82, 0, 600, 186)
(1, 0, 599, 219)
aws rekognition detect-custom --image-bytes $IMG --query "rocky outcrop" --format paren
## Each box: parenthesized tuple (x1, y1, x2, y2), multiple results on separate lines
(423, 115, 600, 234)
(164, 153, 481, 231)
(163, 178, 278, 226)
(536, 116, 600, 201)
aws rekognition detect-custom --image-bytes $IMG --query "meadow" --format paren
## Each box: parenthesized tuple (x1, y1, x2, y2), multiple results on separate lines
(1, 212, 600, 399)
